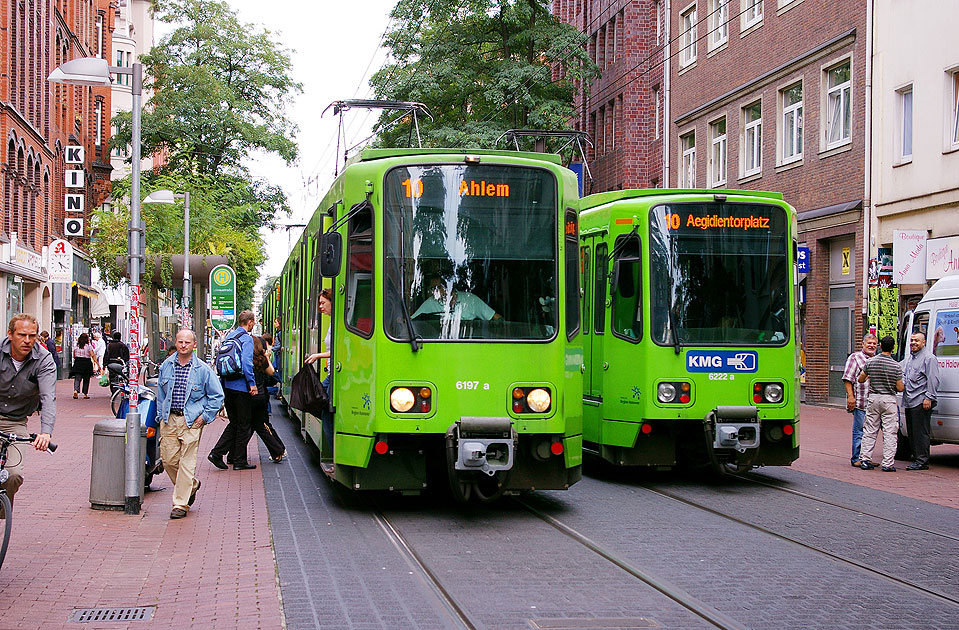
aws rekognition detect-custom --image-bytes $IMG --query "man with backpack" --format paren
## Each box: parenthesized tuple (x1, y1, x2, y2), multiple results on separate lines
(208, 310, 258, 470)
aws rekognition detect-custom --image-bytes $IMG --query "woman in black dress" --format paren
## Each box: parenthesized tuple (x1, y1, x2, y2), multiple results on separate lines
(251, 335, 286, 462)
(71, 333, 98, 399)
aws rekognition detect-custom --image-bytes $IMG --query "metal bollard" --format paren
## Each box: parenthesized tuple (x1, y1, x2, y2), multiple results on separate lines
(90, 417, 146, 510)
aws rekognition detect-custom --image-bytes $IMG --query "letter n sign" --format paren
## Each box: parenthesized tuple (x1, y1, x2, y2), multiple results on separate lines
(65, 194, 84, 213)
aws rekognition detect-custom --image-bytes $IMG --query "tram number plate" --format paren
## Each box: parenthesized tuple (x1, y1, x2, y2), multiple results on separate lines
(708, 373, 735, 380)
(456, 381, 489, 390)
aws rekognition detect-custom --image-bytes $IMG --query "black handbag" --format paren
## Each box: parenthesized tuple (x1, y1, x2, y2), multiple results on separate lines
(289, 362, 329, 416)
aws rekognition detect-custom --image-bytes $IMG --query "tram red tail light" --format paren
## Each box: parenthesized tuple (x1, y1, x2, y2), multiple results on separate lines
(550, 441, 564, 455)
(783, 424, 794, 436)
(374, 440, 389, 454)
(753, 394, 763, 403)
(420, 400, 430, 412)
(641, 423, 652, 434)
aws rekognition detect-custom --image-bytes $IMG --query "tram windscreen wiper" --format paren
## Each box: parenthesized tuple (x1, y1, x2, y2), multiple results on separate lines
(397, 221, 419, 353)
(667, 237, 683, 355)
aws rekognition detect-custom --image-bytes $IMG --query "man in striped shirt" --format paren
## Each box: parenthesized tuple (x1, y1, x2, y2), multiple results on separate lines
(842, 333, 877, 467)
(857, 335, 905, 472)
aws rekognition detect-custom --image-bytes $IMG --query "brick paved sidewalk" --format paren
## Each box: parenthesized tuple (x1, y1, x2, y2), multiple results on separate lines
(0, 379, 283, 630)
(792, 403, 959, 509)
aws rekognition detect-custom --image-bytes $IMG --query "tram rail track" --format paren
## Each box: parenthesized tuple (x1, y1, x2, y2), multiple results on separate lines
(639, 485, 959, 609)
(733, 471, 959, 542)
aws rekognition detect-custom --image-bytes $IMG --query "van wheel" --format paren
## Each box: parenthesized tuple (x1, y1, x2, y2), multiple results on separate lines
(895, 430, 912, 460)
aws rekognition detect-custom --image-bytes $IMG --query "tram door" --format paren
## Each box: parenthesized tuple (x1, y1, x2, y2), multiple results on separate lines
(580, 235, 607, 441)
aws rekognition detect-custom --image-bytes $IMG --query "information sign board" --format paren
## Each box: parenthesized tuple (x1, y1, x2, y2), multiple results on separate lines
(209, 264, 237, 331)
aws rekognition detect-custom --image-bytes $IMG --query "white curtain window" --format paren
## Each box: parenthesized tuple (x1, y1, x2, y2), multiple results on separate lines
(782, 83, 803, 162)
(710, 0, 728, 48)
(681, 8, 697, 66)
(681, 133, 696, 186)
(826, 62, 851, 147)
(744, 0, 763, 27)
(744, 102, 762, 175)
(95, 100, 102, 147)
(900, 87, 913, 159)
(952, 72, 959, 146)
(710, 118, 727, 187)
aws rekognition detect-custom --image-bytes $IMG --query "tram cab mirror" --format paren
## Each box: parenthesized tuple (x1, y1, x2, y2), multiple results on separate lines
(320, 232, 342, 277)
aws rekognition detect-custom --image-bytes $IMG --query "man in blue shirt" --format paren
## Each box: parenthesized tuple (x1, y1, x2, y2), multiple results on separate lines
(208, 310, 258, 470)
(157, 328, 224, 519)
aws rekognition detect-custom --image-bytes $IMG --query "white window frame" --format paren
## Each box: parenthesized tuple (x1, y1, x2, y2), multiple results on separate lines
(780, 82, 803, 164)
(95, 100, 102, 147)
(742, 100, 763, 177)
(709, 117, 727, 187)
(680, 131, 696, 187)
(949, 69, 959, 150)
(656, 0, 662, 43)
(742, 0, 763, 29)
(654, 87, 661, 139)
(680, 4, 697, 68)
(709, 0, 728, 50)
(824, 59, 852, 149)
(897, 85, 914, 163)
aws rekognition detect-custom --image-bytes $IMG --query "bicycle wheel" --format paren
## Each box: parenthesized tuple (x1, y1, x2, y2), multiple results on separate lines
(0, 492, 11, 571)
(111, 389, 126, 417)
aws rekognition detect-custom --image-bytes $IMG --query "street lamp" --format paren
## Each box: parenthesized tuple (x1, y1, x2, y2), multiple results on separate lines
(144, 190, 191, 330)
(49, 56, 145, 515)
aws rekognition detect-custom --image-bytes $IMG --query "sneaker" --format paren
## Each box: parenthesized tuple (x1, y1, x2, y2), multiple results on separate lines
(881, 466, 896, 472)
(851, 460, 861, 467)
(170, 508, 187, 519)
(906, 462, 929, 471)
(271, 450, 287, 463)
(860, 461, 877, 470)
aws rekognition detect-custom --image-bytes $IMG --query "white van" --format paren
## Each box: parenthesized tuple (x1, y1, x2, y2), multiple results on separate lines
(897, 274, 959, 453)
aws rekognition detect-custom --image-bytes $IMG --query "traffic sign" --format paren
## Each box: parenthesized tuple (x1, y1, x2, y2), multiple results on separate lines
(209, 264, 237, 331)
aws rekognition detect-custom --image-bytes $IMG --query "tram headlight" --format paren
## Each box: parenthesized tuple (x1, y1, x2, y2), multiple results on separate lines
(526, 388, 551, 413)
(764, 383, 784, 404)
(657, 382, 677, 403)
(390, 387, 415, 412)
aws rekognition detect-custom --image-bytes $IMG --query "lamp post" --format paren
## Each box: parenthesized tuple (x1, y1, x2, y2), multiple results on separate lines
(144, 190, 191, 329)
(49, 57, 144, 514)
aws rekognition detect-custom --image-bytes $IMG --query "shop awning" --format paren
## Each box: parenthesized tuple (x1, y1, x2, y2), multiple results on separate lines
(76, 287, 99, 299)
(90, 293, 112, 318)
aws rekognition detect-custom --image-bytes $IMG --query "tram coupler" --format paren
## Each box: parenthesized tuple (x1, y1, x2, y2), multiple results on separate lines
(447, 417, 517, 476)
(707, 406, 760, 454)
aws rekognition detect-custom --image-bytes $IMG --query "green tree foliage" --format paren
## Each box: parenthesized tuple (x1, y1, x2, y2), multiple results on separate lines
(369, 0, 598, 149)
(112, 0, 301, 175)
(101, 0, 302, 307)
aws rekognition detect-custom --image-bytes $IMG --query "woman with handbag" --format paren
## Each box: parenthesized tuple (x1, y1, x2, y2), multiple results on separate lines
(305, 289, 334, 453)
(71, 333, 98, 399)
(251, 335, 286, 462)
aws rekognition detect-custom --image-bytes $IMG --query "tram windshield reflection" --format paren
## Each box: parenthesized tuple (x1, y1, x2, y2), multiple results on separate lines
(649, 202, 789, 346)
(384, 164, 557, 341)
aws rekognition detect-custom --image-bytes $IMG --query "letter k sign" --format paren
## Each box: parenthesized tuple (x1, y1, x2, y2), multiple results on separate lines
(65, 145, 84, 164)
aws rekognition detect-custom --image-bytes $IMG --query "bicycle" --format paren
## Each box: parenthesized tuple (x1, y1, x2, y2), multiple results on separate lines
(0, 430, 57, 570)
(109, 359, 160, 416)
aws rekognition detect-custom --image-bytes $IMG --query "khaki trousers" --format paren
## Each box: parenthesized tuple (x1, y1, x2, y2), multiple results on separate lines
(859, 394, 899, 469)
(0, 417, 28, 506)
(160, 412, 202, 511)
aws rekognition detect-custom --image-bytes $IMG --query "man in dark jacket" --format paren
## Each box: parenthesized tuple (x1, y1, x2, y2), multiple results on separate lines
(208, 310, 257, 470)
(103, 331, 130, 365)
(40, 331, 61, 375)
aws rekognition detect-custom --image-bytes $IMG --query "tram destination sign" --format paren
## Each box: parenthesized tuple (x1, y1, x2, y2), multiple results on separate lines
(209, 264, 237, 331)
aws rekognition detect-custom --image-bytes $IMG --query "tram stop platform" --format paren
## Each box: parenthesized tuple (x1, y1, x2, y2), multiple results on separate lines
(0, 380, 956, 629)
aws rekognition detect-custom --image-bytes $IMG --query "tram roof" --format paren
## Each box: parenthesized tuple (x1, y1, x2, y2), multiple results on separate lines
(357, 147, 564, 165)
(581, 188, 785, 210)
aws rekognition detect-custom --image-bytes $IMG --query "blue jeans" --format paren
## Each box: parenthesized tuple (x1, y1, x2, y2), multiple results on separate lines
(852, 408, 866, 463)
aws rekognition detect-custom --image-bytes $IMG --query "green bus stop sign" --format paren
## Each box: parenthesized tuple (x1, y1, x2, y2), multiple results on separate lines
(209, 264, 237, 331)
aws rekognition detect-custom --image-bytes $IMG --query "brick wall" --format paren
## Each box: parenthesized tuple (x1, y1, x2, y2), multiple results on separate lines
(1, 0, 113, 254)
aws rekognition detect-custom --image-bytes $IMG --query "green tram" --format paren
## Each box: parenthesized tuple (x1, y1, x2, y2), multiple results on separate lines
(265, 147, 584, 499)
(578, 189, 800, 472)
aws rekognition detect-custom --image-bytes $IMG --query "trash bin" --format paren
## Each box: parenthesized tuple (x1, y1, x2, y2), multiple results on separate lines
(90, 417, 146, 510)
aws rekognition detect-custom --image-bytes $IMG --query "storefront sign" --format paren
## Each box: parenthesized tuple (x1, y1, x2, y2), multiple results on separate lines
(926, 235, 959, 280)
(209, 264, 237, 331)
(14, 244, 42, 273)
(48, 239, 74, 283)
(797, 247, 810, 273)
(893, 230, 927, 284)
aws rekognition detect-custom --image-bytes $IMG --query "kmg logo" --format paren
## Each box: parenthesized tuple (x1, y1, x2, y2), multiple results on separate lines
(686, 350, 759, 373)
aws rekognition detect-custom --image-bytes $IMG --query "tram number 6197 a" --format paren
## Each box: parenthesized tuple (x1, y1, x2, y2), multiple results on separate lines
(456, 381, 489, 390)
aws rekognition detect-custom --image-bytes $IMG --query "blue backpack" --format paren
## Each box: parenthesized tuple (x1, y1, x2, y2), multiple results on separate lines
(215, 329, 247, 380)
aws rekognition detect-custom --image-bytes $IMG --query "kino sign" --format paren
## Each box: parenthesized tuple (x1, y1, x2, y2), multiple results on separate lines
(209, 264, 237, 331)
(64, 145, 85, 236)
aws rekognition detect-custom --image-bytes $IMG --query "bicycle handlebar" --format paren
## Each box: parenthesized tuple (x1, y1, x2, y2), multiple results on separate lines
(0, 431, 57, 453)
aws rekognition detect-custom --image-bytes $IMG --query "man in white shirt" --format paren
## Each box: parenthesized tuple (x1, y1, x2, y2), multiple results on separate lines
(412, 276, 501, 322)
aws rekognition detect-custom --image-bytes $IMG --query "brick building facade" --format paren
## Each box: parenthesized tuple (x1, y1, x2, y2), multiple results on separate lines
(554, 0, 664, 193)
(667, 0, 868, 404)
(1, 0, 114, 338)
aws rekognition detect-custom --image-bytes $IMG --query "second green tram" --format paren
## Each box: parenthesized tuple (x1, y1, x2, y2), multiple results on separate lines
(579, 189, 800, 471)
(267, 148, 584, 499)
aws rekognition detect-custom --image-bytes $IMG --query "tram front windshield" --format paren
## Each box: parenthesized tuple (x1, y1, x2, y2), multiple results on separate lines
(649, 202, 789, 346)
(384, 164, 557, 341)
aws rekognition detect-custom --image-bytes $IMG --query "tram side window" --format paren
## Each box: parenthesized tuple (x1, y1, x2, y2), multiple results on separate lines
(346, 201, 374, 337)
(580, 245, 591, 337)
(308, 229, 321, 329)
(594, 242, 607, 334)
(611, 234, 642, 342)
(565, 210, 580, 339)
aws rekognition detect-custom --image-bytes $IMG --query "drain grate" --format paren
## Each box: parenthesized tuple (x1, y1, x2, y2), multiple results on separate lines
(70, 607, 155, 623)
(529, 618, 660, 629)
